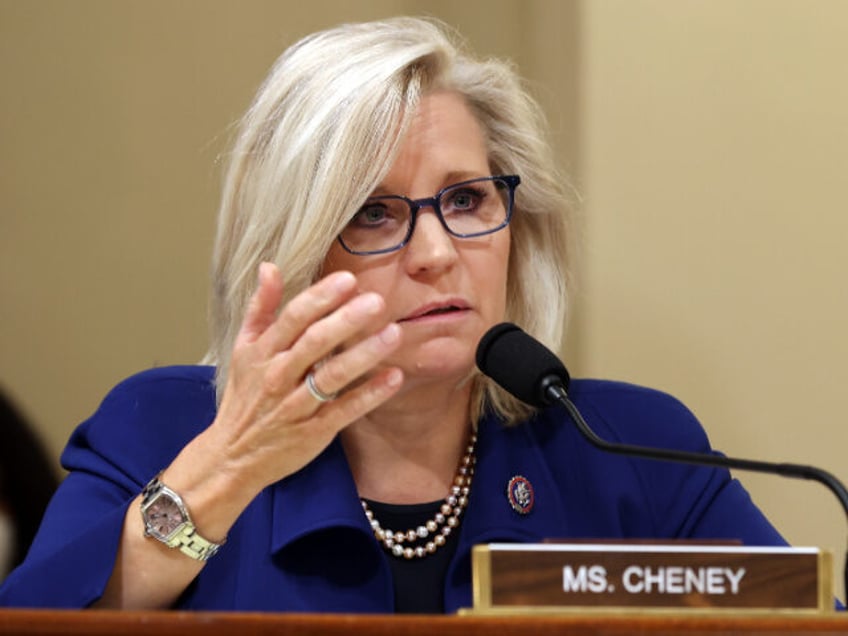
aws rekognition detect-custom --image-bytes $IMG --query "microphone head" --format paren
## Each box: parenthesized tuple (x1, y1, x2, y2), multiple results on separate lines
(476, 322, 571, 407)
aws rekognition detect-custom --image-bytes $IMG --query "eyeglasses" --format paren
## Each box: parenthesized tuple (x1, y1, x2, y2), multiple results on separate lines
(337, 175, 520, 256)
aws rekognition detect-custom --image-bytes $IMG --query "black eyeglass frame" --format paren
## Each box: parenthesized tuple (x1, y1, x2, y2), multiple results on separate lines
(337, 174, 521, 256)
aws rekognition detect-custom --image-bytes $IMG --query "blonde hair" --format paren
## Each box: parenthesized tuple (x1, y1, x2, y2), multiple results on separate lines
(204, 17, 575, 426)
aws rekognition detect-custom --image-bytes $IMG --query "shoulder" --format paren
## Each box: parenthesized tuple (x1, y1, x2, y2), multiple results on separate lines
(87, 364, 217, 431)
(568, 377, 691, 413)
(62, 365, 218, 478)
(102, 365, 217, 402)
(547, 378, 711, 453)
(91, 365, 217, 430)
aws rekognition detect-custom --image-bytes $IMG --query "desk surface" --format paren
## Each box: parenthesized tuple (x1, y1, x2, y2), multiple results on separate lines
(1, 609, 847, 636)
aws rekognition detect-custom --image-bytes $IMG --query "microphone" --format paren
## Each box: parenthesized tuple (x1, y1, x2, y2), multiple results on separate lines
(476, 322, 848, 602)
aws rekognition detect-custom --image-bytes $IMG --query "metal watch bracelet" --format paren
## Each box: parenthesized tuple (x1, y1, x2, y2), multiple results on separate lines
(140, 474, 224, 562)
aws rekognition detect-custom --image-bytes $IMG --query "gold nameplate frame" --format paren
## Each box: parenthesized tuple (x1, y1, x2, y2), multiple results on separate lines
(471, 543, 833, 613)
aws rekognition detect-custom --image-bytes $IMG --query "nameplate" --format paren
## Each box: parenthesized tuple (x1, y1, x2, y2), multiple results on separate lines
(471, 543, 832, 612)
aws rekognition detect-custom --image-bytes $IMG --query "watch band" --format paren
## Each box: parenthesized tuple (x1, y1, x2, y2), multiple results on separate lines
(165, 521, 223, 561)
(141, 474, 224, 562)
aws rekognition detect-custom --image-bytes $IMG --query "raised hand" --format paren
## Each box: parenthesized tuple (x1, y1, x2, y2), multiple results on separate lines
(97, 263, 403, 609)
(209, 261, 404, 493)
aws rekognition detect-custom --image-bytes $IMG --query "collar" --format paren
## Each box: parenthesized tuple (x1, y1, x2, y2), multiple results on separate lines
(270, 437, 372, 554)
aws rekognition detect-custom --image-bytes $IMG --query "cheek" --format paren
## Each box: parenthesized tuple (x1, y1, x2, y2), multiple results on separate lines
(479, 235, 511, 320)
(321, 242, 357, 277)
(322, 243, 398, 295)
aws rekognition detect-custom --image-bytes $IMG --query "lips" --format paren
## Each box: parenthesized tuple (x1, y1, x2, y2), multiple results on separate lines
(400, 299, 471, 322)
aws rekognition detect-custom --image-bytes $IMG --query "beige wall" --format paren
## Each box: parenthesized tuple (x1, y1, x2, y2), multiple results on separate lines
(1, 0, 844, 600)
(577, 0, 848, 600)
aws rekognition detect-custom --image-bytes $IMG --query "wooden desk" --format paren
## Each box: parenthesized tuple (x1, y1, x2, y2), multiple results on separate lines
(0, 609, 846, 636)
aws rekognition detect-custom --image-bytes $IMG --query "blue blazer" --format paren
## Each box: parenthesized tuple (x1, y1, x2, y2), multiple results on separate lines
(0, 366, 786, 611)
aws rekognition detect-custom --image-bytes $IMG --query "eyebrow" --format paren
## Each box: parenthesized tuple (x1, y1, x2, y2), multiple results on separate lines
(369, 171, 489, 198)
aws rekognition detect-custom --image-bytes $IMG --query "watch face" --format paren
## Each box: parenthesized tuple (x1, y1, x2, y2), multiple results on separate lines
(145, 494, 186, 538)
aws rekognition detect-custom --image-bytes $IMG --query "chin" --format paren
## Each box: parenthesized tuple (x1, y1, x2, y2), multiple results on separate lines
(398, 338, 475, 379)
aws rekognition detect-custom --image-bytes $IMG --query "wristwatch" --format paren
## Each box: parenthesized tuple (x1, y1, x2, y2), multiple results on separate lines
(140, 473, 224, 561)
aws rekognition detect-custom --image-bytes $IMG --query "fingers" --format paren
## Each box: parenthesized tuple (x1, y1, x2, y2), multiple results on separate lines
(308, 365, 404, 435)
(238, 263, 362, 354)
(304, 322, 401, 400)
(263, 295, 399, 405)
(257, 275, 390, 391)
(234, 264, 398, 404)
(264, 270, 359, 355)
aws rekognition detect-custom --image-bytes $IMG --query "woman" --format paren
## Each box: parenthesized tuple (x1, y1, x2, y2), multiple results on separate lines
(0, 17, 785, 613)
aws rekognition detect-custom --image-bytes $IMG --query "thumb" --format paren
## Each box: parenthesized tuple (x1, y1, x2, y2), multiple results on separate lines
(237, 262, 284, 346)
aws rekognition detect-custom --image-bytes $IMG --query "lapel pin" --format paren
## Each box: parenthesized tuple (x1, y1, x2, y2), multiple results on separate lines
(506, 475, 534, 515)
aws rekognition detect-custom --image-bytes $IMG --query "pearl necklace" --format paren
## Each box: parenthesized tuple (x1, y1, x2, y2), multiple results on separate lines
(361, 433, 477, 560)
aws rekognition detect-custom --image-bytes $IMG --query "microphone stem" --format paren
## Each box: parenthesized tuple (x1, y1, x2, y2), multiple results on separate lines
(548, 384, 848, 604)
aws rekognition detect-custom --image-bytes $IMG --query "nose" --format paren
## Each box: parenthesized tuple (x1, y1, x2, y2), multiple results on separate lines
(403, 207, 458, 275)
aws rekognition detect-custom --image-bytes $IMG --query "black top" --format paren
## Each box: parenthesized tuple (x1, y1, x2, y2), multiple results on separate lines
(363, 499, 460, 614)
